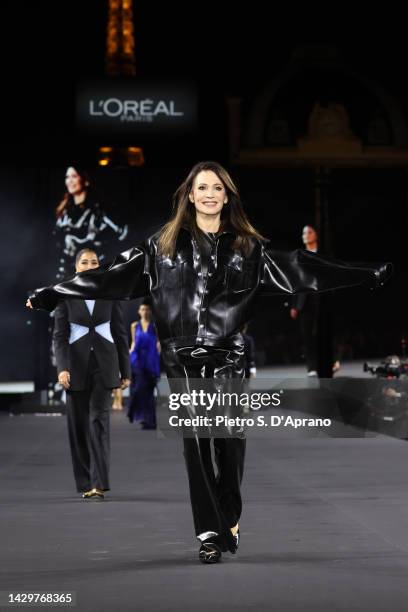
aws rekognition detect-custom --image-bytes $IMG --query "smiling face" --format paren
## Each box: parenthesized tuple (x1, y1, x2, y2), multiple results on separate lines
(189, 170, 228, 217)
(65, 167, 87, 196)
(75, 250, 99, 273)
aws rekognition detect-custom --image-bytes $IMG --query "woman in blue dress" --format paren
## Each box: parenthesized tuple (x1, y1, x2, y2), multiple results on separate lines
(127, 301, 161, 429)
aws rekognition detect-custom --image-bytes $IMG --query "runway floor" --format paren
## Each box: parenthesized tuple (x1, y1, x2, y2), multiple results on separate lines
(1, 366, 408, 611)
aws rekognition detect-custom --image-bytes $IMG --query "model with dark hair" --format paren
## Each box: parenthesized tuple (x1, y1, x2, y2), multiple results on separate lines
(27, 161, 391, 563)
(128, 301, 161, 429)
(48, 247, 130, 499)
(290, 224, 341, 376)
(54, 166, 128, 280)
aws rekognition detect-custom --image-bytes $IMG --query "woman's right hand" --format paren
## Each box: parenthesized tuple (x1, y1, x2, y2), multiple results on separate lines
(58, 371, 71, 390)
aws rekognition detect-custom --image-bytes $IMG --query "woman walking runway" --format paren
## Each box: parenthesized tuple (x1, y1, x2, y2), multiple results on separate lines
(27, 161, 391, 563)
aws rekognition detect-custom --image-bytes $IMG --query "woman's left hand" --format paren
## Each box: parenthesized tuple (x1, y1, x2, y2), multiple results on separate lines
(121, 378, 131, 389)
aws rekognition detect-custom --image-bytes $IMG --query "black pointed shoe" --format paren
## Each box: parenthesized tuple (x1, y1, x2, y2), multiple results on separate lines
(198, 536, 223, 564)
(231, 529, 240, 554)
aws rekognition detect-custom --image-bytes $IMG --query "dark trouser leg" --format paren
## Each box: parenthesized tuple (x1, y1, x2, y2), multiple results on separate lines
(163, 343, 245, 550)
(300, 311, 318, 372)
(66, 390, 91, 492)
(214, 437, 246, 528)
(211, 346, 246, 530)
(182, 435, 246, 535)
(182, 437, 220, 535)
(181, 433, 240, 552)
(316, 292, 334, 379)
(88, 365, 112, 491)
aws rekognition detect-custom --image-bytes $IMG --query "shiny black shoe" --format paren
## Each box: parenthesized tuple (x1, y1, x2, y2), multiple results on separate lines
(231, 529, 240, 554)
(198, 537, 222, 564)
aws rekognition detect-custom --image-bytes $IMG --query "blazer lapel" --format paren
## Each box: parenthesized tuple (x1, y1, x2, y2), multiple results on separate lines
(90, 299, 110, 323)
(80, 299, 94, 323)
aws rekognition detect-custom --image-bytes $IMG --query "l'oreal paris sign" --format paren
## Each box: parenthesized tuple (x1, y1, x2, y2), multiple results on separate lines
(89, 98, 183, 120)
(77, 80, 197, 134)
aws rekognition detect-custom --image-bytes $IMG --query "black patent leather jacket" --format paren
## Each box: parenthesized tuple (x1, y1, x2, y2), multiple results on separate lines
(29, 227, 392, 349)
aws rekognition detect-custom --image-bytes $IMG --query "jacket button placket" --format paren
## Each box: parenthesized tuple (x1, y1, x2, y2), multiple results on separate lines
(198, 239, 218, 341)
(198, 265, 207, 341)
(192, 241, 204, 344)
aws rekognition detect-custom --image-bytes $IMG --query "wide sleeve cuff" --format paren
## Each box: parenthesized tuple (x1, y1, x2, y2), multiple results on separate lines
(259, 245, 393, 296)
(28, 244, 149, 312)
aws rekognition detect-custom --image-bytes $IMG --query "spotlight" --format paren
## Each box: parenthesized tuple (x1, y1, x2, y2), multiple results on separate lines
(98, 146, 113, 166)
(127, 146, 145, 167)
(97, 146, 145, 167)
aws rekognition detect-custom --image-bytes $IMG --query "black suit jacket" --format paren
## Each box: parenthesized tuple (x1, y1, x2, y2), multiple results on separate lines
(53, 299, 131, 391)
(291, 290, 319, 313)
(291, 249, 320, 313)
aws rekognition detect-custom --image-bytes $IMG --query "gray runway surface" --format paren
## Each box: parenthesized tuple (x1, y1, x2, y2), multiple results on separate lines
(1, 393, 408, 611)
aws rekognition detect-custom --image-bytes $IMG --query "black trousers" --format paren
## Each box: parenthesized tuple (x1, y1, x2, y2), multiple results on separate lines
(162, 342, 246, 552)
(66, 352, 112, 492)
(300, 295, 336, 377)
(299, 308, 318, 372)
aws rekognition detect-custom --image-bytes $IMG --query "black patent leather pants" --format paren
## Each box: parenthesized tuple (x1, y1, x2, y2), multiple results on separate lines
(162, 342, 246, 552)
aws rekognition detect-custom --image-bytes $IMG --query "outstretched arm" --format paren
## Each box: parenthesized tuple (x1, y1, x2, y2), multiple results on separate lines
(259, 244, 392, 296)
(52, 301, 70, 374)
(28, 244, 150, 312)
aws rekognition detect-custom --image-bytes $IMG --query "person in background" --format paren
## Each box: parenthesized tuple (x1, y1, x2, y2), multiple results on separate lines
(290, 225, 341, 376)
(49, 166, 130, 394)
(29, 248, 130, 500)
(54, 166, 128, 281)
(127, 301, 161, 429)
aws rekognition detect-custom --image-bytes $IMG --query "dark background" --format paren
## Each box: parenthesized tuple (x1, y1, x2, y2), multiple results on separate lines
(1, 3, 406, 381)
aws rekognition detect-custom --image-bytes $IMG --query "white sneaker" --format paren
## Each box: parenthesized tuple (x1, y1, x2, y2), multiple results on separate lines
(307, 370, 318, 377)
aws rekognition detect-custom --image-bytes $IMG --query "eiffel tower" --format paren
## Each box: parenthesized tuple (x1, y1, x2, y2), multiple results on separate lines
(103, 0, 144, 166)
(106, 0, 136, 76)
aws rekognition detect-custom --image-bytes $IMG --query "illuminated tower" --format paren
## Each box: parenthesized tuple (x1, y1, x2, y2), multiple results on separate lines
(103, 0, 144, 165)
(106, 0, 136, 77)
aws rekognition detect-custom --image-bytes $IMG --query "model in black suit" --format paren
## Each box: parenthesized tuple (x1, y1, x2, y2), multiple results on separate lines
(290, 225, 340, 377)
(52, 248, 131, 499)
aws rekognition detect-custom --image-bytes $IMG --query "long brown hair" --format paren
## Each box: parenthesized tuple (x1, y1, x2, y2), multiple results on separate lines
(157, 161, 265, 258)
(55, 166, 90, 219)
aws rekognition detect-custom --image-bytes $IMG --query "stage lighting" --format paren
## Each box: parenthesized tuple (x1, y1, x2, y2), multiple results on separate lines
(127, 146, 145, 167)
(98, 146, 113, 166)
